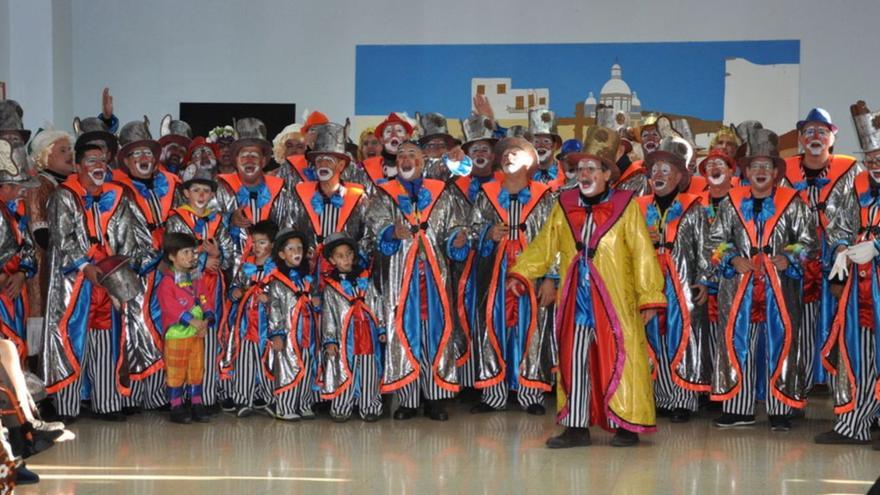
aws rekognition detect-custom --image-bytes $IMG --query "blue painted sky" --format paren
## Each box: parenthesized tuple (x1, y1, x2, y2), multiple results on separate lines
(355, 40, 800, 121)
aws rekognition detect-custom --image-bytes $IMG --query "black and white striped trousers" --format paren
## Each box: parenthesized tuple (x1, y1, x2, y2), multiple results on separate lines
(833, 327, 880, 441)
(232, 340, 271, 406)
(122, 369, 167, 410)
(653, 333, 698, 411)
(722, 322, 791, 416)
(398, 321, 456, 407)
(802, 300, 819, 389)
(273, 349, 315, 416)
(331, 355, 383, 418)
(201, 324, 221, 406)
(560, 324, 595, 428)
(458, 342, 475, 389)
(55, 329, 122, 416)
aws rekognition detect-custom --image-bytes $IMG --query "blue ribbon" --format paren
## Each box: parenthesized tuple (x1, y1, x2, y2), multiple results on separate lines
(498, 187, 532, 210)
(741, 196, 776, 223)
(396, 187, 432, 216)
(532, 165, 558, 182)
(82, 189, 117, 212)
(235, 183, 272, 209)
(792, 177, 830, 191)
(131, 173, 169, 199)
(310, 190, 344, 216)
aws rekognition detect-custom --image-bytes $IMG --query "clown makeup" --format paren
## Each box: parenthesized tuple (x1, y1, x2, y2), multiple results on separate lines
(704, 158, 731, 186)
(466, 142, 494, 173)
(501, 148, 533, 176)
(313, 154, 340, 182)
(279, 237, 304, 268)
(382, 123, 409, 154)
(531, 135, 555, 164)
(284, 136, 306, 157)
(79, 150, 108, 188)
(329, 243, 355, 273)
(125, 146, 156, 179)
(236, 147, 265, 183)
(396, 144, 423, 180)
(746, 158, 776, 194)
(161, 143, 186, 169)
(252, 233, 273, 261)
(576, 158, 609, 197)
(650, 160, 679, 196)
(217, 139, 233, 167)
(423, 138, 448, 159)
(640, 128, 661, 154)
(86, 140, 111, 163)
(169, 247, 198, 272)
(800, 124, 833, 157)
(191, 146, 217, 168)
(183, 183, 214, 212)
(360, 135, 382, 159)
(865, 150, 880, 182)
(562, 159, 578, 180)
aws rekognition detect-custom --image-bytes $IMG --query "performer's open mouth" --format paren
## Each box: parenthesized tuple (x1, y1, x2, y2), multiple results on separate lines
(653, 179, 667, 191)
(316, 167, 334, 181)
(88, 169, 106, 184)
(752, 174, 770, 185)
(870, 169, 880, 181)
(135, 162, 153, 175)
(707, 172, 726, 186)
(473, 157, 489, 168)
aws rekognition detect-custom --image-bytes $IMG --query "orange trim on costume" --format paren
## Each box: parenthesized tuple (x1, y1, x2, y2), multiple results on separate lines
(454, 252, 474, 367)
(615, 160, 645, 186)
(784, 154, 856, 230)
(286, 155, 311, 182)
(362, 157, 386, 185)
(710, 272, 750, 403)
(517, 278, 549, 392)
(380, 243, 422, 393)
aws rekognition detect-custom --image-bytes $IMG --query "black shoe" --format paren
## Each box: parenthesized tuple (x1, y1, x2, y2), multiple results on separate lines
(670, 408, 691, 423)
(610, 429, 639, 447)
(814, 430, 870, 445)
(525, 403, 546, 416)
(713, 413, 755, 428)
(546, 427, 591, 449)
(656, 407, 672, 417)
(14, 462, 40, 485)
(57, 415, 77, 425)
(220, 398, 236, 412)
(470, 402, 500, 414)
(393, 407, 418, 420)
(31, 427, 64, 445)
(169, 406, 191, 424)
(362, 413, 380, 423)
(331, 413, 350, 423)
(253, 398, 269, 410)
(191, 404, 211, 423)
(207, 403, 222, 415)
(121, 406, 142, 416)
(235, 405, 254, 418)
(769, 415, 791, 432)
(870, 418, 879, 432)
(94, 411, 127, 422)
(424, 401, 449, 421)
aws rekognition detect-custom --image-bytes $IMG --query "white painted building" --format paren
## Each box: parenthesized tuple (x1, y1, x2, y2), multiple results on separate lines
(584, 63, 642, 122)
(723, 57, 799, 134)
(471, 78, 549, 119)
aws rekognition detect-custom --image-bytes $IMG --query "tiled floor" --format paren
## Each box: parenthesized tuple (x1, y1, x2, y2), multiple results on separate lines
(17, 396, 880, 494)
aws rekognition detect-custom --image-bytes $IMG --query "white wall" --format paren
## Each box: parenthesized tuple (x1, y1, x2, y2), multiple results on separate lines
(8, 0, 55, 128)
(0, 0, 9, 88)
(2, 0, 878, 154)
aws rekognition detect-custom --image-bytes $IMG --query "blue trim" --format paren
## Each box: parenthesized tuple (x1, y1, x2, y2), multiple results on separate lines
(378, 225, 401, 256)
(62, 256, 89, 275)
(445, 227, 469, 262)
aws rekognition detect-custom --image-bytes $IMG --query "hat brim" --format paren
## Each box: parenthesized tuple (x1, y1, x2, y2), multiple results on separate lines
(306, 150, 352, 166)
(645, 151, 691, 192)
(0, 129, 31, 143)
(532, 133, 562, 148)
(158, 135, 193, 149)
(181, 177, 218, 191)
(375, 120, 414, 139)
(118, 140, 161, 163)
(229, 138, 272, 160)
(462, 137, 498, 154)
(697, 153, 735, 176)
(322, 237, 359, 261)
(796, 120, 838, 134)
(565, 152, 620, 182)
(736, 155, 787, 181)
(76, 131, 119, 156)
(418, 133, 458, 148)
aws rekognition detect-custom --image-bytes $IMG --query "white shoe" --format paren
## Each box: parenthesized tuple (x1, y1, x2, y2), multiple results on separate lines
(33, 419, 66, 432)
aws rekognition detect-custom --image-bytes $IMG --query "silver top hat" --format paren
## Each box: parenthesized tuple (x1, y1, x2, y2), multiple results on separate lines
(307, 121, 352, 164)
(117, 117, 160, 160)
(460, 114, 497, 151)
(73, 116, 119, 158)
(506, 125, 528, 139)
(181, 165, 217, 188)
(416, 112, 455, 146)
(230, 117, 272, 158)
(0, 139, 39, 188)
(528, 107, 560, 144)
(851, 100, 880, 154)
(0, 100, 31, 143)
(737, 128, 785, 173)
(672, 119, 697, 149)
(645, 136, 693, 191)
(158, 114, 194, 148)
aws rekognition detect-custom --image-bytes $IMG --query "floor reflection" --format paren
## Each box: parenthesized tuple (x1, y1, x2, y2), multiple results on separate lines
(17, 395, 880, 495)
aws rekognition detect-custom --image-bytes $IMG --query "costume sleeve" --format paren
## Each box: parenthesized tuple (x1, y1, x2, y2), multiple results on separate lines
(825, 171, 860, 252)
(510, 202, 564, 281)
(470, 194, 497, 258)
(707, 196, 741, 279)
(364, 191, 399, 256)
(365, 278, 386, 332)
(437, 187, 469, 262)
(266, 280, 289, 340)
(320, 286, 343, 347)
(0, 214, 17, 271)
(23, 180, 51, 249)
(681, 202, 711, 285)
(215, 216, 236, 272)
(156, 276, 193, 333)
(781, 195, 818, 280)
(622, 200, 666, 310)
(46, 189, 89, 275)
(17, 213, 37, 278)
(109, 195, 161, 275)
(270, 184, 295, 232)
(214, 182, 238, 216)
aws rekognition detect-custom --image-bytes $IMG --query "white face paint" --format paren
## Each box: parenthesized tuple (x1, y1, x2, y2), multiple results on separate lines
(89, 169, 106, 186)
(707, 173, 727, 186)
(316, 167, 334, 181)
(536, 148, 552, 162)
(399, 167, 418, 180)
(473, 156, 490, 169)
(382, 123, 408, 154)
(578, 181, 597, 196)
(501, 149, 533, 175)
(806, 139, 825, 156)
(564, 170, 578, 180)
(193, 198, 209, 209)
(136, 161, 154, 176)
(869, 169, 880, 182)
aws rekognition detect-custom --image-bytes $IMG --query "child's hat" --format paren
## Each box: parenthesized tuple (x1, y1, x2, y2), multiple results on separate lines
(322, 232, 358, 261)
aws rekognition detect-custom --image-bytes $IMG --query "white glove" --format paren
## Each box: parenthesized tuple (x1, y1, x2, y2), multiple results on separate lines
(845, 241, 879, 265)
(828, 250, 849, 281)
